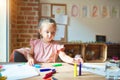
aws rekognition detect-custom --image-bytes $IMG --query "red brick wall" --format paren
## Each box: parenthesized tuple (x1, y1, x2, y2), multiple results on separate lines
(10, 0, 18, 53)
(10, 0, 40, 53)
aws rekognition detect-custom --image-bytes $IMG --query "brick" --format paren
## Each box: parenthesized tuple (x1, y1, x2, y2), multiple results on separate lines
(20, 34, 31, 38)
(28, 30, 37, 33)
(27, 3, 38, 6)
(18, 2, 26, 6)
(24, 11, 36, 15)
(11, 29, 18, 33)
(26, 39, 30, 42)
(29, 0, 39, 2)
(17, 20, 25, 24)
(26, 21, 32, 24)
(29, 0, 34, 2)
(11, 24, 17, 29)
(17, 16, 25, 20)
(17, 39, 25, 42)
(33, 7, 39, 11)
(17, 25, 30, 29)
(33, 34, 38, 38)
(18, 30, 28, 33)
(11, 19, 17, 24)
(27, 16, 35, 20)
(32, 21, 38, 24)
(17, 43, 21, 47)
(11, 39, 17, 42)
(21, 43, 29, 47)
(20, 0, 28, 2)
(20, 7, 32, 11)
(11, 34, 19, 38)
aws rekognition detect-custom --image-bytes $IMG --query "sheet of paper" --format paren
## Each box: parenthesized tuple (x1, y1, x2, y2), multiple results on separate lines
(41, 4, 51, 17)
(54, 25, 65, 40)
(82, 63, 106, 76)
(1, 63, 40, 80)
(55, 14, 68, 25)
(82, 63, 120, 77)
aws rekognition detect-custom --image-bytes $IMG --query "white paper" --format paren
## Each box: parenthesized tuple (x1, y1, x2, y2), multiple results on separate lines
(82, 63, 120, 77)
(54, 25, 65, 40)
(41, 4, 51, 17)
(55, 15, 68, 25)
(1, 63, 39, 80)
(82, 63, 106, 76)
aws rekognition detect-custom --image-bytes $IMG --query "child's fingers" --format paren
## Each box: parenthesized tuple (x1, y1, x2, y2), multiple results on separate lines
(75, 58, 83, 65)
(28, 59, 34, 66)
(79, 58, 83, 63)
(30, 60, 34, 66)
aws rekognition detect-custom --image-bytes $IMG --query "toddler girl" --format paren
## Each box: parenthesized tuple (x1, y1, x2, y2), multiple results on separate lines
(14, 18, 83, 66)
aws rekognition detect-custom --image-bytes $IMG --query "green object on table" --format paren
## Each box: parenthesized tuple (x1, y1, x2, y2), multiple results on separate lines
(52, 63, 62, 67)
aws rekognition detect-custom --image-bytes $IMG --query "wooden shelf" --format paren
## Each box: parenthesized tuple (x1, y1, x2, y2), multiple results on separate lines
(63, 43, 107, 62)
(64, 43, 84, 58)
(83, 43, 107, 62)
(107, 44, 120, 59)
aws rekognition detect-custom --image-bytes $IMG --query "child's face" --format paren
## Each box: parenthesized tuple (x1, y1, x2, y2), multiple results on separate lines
(40, 23, 56, 42)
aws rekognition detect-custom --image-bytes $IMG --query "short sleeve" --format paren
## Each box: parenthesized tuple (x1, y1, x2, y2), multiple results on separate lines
(57, 44, 64, 51)
(55, 44, 65, 54)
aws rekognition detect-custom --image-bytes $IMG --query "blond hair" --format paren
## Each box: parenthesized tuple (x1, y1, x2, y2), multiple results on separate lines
(38, 18, 56, 30)
(37, 18, 57, 39)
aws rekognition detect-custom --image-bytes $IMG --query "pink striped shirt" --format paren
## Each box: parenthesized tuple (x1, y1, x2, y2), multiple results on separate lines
(30, 39, 64, 63)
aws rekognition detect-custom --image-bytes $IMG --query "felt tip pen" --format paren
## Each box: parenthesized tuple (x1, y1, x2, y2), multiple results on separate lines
(40, 68, 51, 72)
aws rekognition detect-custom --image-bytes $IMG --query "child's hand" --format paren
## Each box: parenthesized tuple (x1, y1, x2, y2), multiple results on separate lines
(73, 57, 83, 65)
(27, 58, 34, 66)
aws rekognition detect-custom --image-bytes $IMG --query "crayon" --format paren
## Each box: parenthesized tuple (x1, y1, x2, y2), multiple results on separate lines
(79, 63, 81, 76)
(40, 68, 51, 72)
(43, 72, 53, 79)
(43, 69, 56, 79)
(74, 63, 77, 77)
(52, 63, 62, 67)
(34, 64, 41, 68)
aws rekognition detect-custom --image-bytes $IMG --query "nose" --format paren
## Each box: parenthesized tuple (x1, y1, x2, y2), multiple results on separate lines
(48, 32, 52, 38)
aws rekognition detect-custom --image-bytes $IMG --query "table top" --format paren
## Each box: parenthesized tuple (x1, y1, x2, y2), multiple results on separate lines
(24, 63, 106, 80)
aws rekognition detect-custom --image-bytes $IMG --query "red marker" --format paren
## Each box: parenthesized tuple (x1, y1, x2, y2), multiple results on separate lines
(43, 69, 56, 79)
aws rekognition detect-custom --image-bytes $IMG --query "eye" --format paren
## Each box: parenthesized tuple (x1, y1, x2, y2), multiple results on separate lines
(51, 32, 55, 34)
(46, 31, 49, 33)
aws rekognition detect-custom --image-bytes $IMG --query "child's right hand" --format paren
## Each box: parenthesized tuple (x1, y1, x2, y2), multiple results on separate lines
(27, 58, 34, 66)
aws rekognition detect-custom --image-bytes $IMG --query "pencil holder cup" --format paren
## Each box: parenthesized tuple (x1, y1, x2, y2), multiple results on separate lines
(105, 60, 120, 80)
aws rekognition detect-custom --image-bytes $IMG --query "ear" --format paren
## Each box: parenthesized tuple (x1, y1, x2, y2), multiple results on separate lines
(38, 29, 42, 39)
(38, 29, 41, 34)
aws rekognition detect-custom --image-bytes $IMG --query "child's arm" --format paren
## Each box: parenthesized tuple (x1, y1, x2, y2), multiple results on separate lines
(58, 51, 83, 65)
(27, 46, 34, 66)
